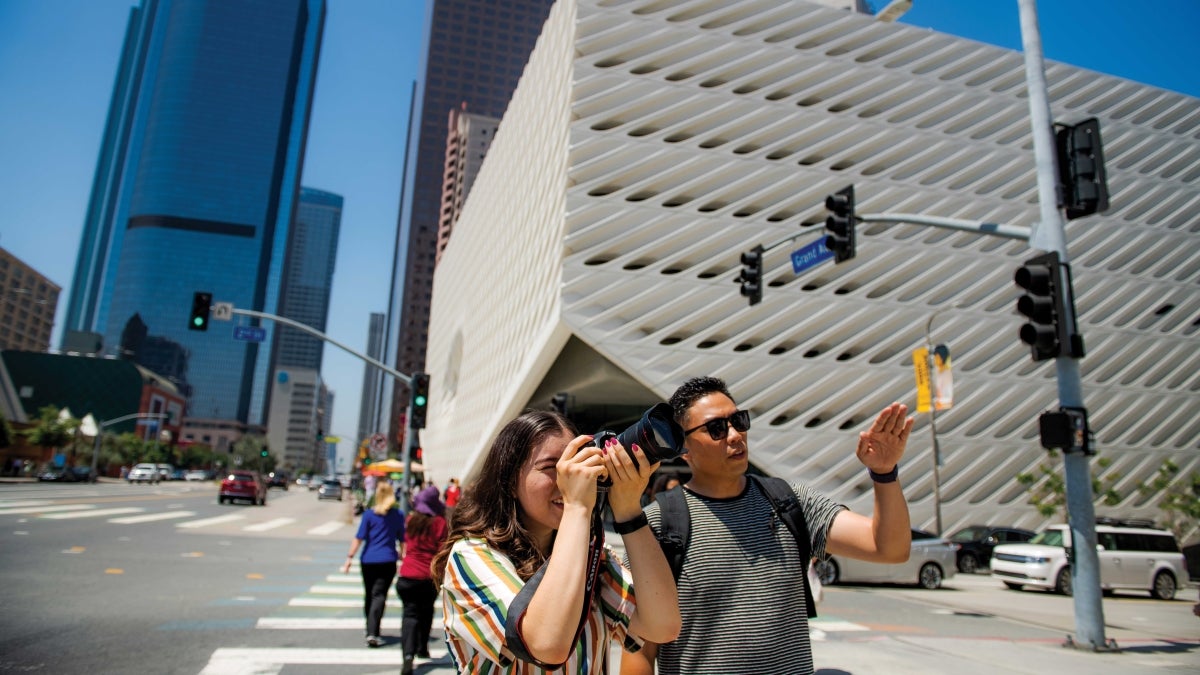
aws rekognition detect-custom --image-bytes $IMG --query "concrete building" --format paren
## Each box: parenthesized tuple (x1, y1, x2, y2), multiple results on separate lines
(266, 367, 324, 472)
(437, 106, 501, 265)
(420, 0, 1200, 535)
(0, 247, 60, 353)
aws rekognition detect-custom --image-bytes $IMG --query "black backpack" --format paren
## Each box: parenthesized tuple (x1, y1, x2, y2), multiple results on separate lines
(653, 474, 817, 618)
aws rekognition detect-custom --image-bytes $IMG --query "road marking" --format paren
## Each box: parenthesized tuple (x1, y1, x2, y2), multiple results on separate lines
(13, 531, 28, 535)
(106, 568, 123, 575)
(199, 647, 448, 674)
(256, 617, 403, 630)
(182, 551, 204, 558)
(242, 517, 296, 532)
(64, 546, 86, 554)
(307, 584, 364, 595)
(326, 573, 360, 583)
(288, 597, 361, 608)
(810, 619, 871, 632)
(0, 504, 95, 516)
(246, 573, 264, 580)
(0, 500, 44, 508)
(44, 507, 143, 519)
(109, 510, 197, 524)
(177, 514, 246, 529)
(306, 521, 344, 536)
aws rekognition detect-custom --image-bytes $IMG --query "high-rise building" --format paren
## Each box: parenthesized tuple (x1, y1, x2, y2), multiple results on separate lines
(276, 187, 343, 371)
(266, 367, 323, 472)
(437, 106, 500, 265)
(63, 0, 325, 425)
(384, 0, 554, 446)
(0, 248, 60, 353)
(356, 312, 386, 444)
(421, 0, 1200, 534)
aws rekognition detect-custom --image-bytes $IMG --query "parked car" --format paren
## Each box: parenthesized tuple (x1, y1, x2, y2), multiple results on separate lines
(317, 479, 343, 501)
(127, 463, 159, 483)
(218, 471, 268, 505)
(184, 469, 210, 481)
(815, 529, 959, 589)
(948, 525, 1036, 574)
(990, 522, 1187, 600)
(169, 468, 187, 481)
(267, 471, 289, 490)
(156, 464, 176, 481)
(38, 466, 93, 482)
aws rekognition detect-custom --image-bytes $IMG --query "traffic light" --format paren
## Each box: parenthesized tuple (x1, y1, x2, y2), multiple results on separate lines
(189, 292, 212, 331)
(738, 245, 764, 306)
(1055, 118, 1109, 220)
(260, 448, 269, 458)
(1014, 252, 1067, 361)
(824, 185, 856, 263)
(409, 371, 430, 429)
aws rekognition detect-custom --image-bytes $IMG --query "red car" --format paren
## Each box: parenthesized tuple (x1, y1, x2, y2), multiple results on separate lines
(218, 471, 268, 505)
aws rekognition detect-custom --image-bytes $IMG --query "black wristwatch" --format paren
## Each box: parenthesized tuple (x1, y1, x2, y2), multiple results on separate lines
(869, 465, 899, 484)
(613, 512, 649, 535)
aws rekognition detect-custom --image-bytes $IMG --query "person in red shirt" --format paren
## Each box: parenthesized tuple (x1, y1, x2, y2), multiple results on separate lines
(443, 478, 461, 524)
(396, 485, 449, 674)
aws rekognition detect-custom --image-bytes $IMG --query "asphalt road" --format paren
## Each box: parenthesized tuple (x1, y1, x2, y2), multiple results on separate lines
(1, 480, 1196, 674)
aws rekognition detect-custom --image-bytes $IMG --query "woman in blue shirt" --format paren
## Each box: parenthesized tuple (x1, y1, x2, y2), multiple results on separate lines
(341, 481, 406, 647)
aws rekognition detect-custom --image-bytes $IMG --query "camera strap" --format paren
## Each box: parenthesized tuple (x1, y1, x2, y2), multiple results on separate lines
(503, 488, 608, 669)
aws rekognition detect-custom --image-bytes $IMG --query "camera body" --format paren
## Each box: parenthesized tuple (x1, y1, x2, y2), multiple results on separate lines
(591, 402, 685, 469)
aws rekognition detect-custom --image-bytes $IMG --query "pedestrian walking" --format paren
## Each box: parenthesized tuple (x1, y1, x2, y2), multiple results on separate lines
(443, 477, 461, 524)
(395, 485, 449, 675)
(620, 376, 914, 675)
(341, 482, 406, 648)
(432, 410, 680, 674)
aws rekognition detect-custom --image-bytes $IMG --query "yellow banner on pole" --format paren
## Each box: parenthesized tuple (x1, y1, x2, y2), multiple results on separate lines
(913, 347, 932, 413)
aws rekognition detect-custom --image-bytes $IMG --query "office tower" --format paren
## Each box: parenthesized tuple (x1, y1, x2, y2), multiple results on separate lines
(356, 312, 386, 444)
(384, 0, 554, 444)
(437, 106, 500, 265)
(63, 0, 325, 424)
(0, 248, 60, 353)
(276, 187, 343, 371)
(266, 367, 323, 472)
(421, 0, 1200, 529)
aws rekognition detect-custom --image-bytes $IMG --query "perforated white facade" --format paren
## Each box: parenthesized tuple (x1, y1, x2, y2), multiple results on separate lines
(423, 0, 1200, 535)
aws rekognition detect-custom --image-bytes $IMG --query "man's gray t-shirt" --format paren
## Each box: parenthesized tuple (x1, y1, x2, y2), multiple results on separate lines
(642, 479, 845, 675)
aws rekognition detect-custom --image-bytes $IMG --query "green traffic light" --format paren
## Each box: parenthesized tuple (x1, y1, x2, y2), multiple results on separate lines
(193, 317, 205, 327)
(414, 395, 427, 407)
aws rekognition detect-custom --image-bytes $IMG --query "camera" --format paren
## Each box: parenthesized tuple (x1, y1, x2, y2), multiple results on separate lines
(592, 402, 685, 469)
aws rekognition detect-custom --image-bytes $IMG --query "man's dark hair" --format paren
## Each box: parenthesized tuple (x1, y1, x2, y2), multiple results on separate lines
(668, 376, 735, 423)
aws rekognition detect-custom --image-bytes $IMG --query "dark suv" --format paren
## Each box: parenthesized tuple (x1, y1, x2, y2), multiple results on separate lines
(948, 525, 1036, 574)
(267, 471, 290, 490)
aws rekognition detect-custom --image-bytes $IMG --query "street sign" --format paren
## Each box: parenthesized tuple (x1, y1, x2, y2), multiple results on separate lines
(369, 432, 387, 454)
(233, 326, 266, 342)
(212, 302, 233, 321)
(791, 238, 834, 274)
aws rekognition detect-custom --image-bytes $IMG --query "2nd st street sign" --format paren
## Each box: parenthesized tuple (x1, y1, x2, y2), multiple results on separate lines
(233, 326, 266, 342)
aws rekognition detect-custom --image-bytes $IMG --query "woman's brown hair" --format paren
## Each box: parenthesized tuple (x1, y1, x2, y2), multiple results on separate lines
(430, 410, 575, 585)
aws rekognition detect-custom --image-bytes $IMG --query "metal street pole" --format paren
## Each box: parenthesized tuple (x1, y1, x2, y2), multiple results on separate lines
(1018, 0, 1107, 650)
(925, 310, 947, 536)
(91, 412, 169, 480)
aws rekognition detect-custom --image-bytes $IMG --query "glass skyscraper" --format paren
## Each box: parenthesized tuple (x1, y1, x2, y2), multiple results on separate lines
(276, 187, 343, 372)
(64, 0, 325, 424)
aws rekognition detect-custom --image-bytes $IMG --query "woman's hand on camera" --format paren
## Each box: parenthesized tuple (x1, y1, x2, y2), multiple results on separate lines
(603, 440, 659, 522)
(556, 434, 606, 512)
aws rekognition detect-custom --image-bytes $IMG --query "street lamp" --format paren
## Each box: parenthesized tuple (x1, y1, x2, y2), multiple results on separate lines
(925, 309, 949, 536)
(90, 412, 169, 480)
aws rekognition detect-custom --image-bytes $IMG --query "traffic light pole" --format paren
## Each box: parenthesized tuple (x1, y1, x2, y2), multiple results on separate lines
(1018, 0, 1107, 650)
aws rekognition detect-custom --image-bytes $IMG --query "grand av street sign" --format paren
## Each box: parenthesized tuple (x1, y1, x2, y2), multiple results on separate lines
(233, 326, 266, 342)
(791, 237, 834, 274)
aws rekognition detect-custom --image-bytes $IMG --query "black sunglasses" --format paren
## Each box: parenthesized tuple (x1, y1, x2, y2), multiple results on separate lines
(683, 409, 751, 441)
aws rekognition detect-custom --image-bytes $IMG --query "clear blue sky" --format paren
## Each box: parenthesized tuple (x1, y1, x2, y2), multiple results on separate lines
(1, 0, 1197, 462)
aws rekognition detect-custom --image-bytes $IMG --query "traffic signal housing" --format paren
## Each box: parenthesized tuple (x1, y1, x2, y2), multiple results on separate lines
(738, 245, 764, 306)
(1014, 252, 1068, 361)
(260, 448, 269, 458)
(409, 371, 430, 429)
(824, 186, 856, 263)
(1055, 118, 1109, 220)
(189, 292, 212, 331)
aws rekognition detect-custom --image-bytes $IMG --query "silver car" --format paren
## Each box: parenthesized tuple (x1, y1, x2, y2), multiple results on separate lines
(815, 529, 960, 590)
(317, 479, 343, 501)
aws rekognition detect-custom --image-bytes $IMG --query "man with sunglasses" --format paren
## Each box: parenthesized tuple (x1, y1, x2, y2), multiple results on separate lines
(621, 376, 913, 675)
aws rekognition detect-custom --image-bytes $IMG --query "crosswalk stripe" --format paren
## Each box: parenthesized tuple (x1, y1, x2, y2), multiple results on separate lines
(308, 584, 364, 596)
(242, 517, 296, 532)
(0, 504, 95, 516)
(810, 619, 871, 631)
(110, 511, 197, 524)
(199, 647, 449, 674)
(288, 597, 361, 607)
(256, 617, 402, 630)
(306, 520, 344, 535)
(0, 500, 45, 508)
(43, 507, 143, 519)
(326, 573, 359, 582)
(177, 514, 245, 529)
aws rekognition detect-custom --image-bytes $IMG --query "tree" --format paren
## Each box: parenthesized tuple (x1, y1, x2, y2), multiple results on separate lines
(0, 411, 13, 449)
(232, 434, 273, 472)
(1138, 460, 1200, 543)
(1016, 452, 1121, 521)
(23, 406, 73, 459)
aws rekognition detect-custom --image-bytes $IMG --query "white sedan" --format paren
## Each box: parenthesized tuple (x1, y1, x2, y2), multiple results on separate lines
(815, 529, 960, 590)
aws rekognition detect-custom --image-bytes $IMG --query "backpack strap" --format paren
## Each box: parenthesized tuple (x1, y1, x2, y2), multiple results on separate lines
(749, 474, 817, 618)
(652, 485, 690, 581)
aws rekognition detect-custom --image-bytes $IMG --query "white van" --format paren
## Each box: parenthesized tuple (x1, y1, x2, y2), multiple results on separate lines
(991, 522, 1186, 600)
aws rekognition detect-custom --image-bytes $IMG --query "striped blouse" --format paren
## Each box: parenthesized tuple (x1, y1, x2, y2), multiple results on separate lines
(441, 537, 636, 675)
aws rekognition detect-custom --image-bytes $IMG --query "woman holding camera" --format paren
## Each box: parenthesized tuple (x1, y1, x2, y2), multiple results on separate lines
(431, 410, 680, 674)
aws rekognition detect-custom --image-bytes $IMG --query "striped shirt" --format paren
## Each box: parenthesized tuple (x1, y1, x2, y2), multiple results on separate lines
(441, 537, 636, 674)
(645, 480, 845, 675)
